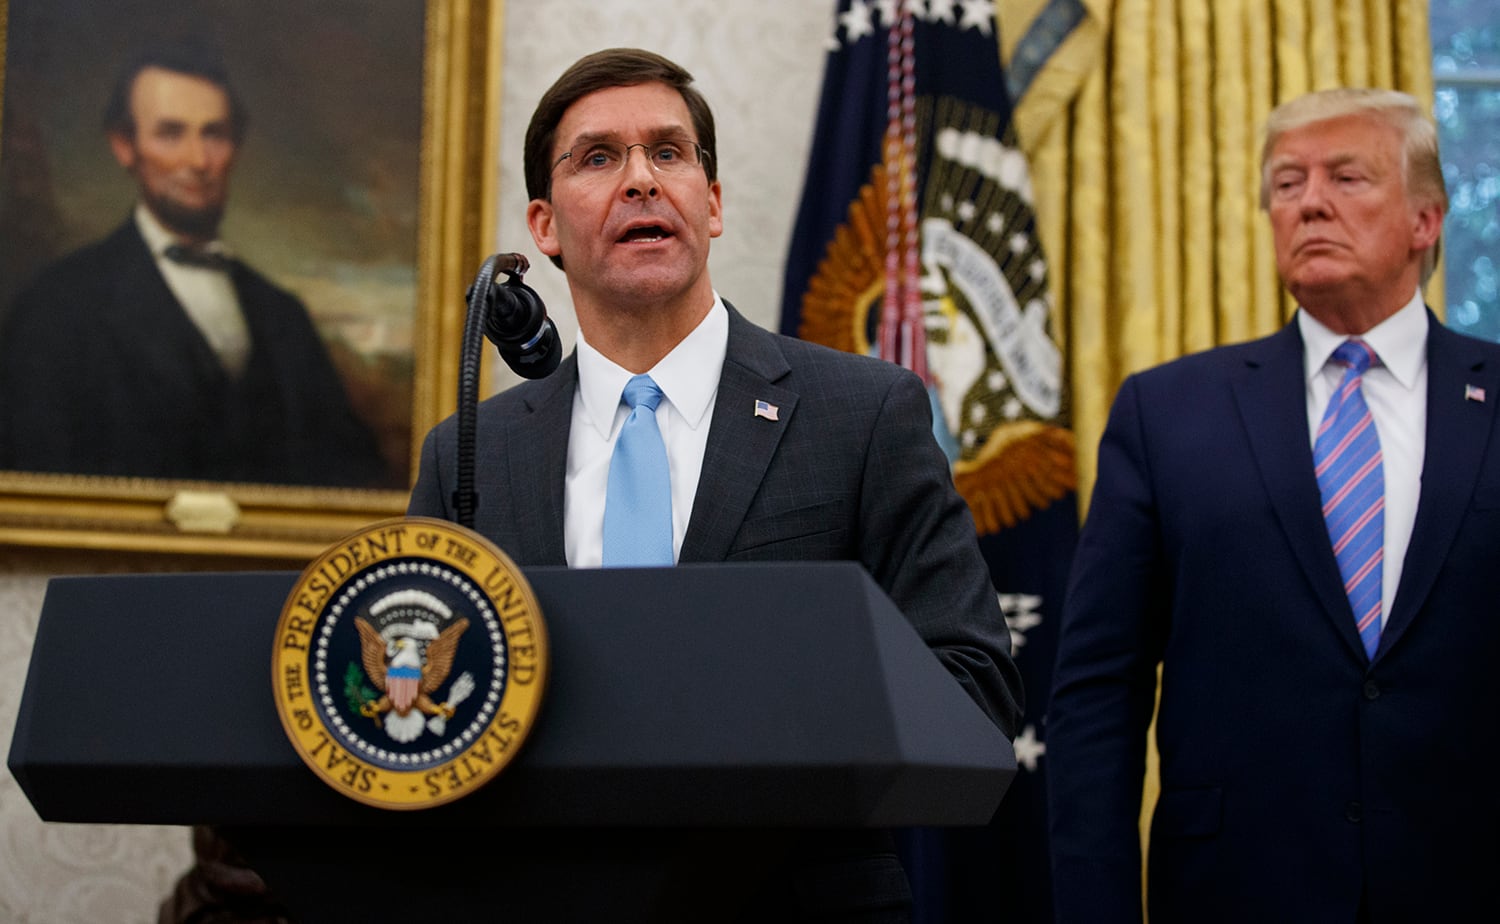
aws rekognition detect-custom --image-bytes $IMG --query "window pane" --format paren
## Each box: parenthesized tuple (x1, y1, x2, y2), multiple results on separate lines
(1430, 1, 1500, 71)
(1436, 86, 1500, 341)
(1431, 4, 1500, 342)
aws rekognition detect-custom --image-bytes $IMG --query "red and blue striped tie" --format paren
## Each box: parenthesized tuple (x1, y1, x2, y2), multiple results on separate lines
(1314, 339, 1384, 660)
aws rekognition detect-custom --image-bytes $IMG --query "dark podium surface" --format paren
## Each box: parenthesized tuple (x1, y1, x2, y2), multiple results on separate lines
(9, 562, 1015, 831)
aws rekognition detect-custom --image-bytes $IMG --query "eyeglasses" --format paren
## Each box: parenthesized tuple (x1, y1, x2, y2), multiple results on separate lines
(553, 139, 710, 179)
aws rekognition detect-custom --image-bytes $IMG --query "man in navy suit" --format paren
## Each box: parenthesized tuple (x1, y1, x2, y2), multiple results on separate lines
(0, 42, 384, 486)
(407, 48, 1021, 920)
(1048, 88, 1500, 922)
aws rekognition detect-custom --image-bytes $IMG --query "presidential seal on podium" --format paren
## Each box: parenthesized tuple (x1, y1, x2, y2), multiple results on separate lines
(272, 517, 547, 809)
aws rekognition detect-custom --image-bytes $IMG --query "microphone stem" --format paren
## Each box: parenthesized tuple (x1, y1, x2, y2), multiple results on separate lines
(455, 255, 505, 529)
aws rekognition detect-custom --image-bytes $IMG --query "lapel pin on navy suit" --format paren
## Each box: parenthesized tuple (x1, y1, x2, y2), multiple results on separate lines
(754, 399, 780, 421)
(1465, 384, 1486, 403)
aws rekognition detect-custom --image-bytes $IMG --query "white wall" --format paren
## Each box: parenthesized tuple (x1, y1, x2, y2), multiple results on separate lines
(0, 2, 834, 921)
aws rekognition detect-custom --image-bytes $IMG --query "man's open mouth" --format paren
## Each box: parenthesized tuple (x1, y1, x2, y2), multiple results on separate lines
(619, 225, 670, 243)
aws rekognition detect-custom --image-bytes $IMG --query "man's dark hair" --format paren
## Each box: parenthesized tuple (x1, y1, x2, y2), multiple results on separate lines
(523, 47, 717, 204)
(103, 41, 248, 142)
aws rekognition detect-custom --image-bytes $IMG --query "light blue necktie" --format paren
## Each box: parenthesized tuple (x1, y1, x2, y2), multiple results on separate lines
(602, 374, 673, 566)
(1313, 339, 1384, 659)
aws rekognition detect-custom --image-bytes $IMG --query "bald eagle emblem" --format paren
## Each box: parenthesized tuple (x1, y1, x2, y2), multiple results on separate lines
(352, 589, 476, 743)
(796, 119, 1076, 536)
(274, 517, 549, 810)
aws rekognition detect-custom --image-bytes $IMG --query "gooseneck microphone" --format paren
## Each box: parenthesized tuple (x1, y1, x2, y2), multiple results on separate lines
(454, 253, 561, 528)
(477, 253, 561, 380)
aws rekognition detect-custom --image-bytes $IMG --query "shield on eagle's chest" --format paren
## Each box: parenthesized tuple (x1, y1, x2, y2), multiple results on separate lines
(388, 665, 421, 713)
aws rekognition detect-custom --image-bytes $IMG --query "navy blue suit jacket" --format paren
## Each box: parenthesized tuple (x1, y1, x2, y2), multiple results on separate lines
(1048, 314, 1500, 922)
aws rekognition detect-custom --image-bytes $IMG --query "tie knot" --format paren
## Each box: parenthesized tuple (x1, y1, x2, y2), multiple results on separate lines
(1332, 339, 1376, 375)
(621, 374, 663, 412)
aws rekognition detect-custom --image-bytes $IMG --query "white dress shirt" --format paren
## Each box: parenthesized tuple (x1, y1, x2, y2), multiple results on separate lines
(564, 296, 728, 567)
(1299, 290, 1428, 627)
(136, 204, 250, 376)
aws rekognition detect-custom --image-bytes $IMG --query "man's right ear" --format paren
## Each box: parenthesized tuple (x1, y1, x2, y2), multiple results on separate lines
(107, 131, 137, 170)
(525, 198, 561, 259)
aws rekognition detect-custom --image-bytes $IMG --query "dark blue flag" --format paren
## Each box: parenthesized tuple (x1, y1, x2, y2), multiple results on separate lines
(781, 4, 1080, 920)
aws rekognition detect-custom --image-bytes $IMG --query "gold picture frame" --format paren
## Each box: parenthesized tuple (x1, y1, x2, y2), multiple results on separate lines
(0, 0, 501, 558)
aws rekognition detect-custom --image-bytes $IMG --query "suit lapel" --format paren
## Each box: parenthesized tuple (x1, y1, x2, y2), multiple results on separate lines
(680, 305, 796, 562)
(105, 222, 227, 390)
(500, 355, 575, 566)
(1231, 322, 1370, 661)
(1381, 318, 1498, 656)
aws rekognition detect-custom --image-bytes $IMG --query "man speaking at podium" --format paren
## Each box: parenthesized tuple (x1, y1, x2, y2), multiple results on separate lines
(407, 48, 1022, 919)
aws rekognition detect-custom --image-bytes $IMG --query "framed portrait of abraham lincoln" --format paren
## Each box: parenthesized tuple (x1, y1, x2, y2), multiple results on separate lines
(0, 0, 502, 557)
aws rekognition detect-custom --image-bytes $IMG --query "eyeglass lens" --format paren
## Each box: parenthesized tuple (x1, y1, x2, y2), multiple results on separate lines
(563, 140, 703, 176)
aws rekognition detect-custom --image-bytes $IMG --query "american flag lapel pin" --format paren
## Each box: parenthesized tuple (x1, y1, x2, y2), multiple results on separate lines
(1465, 384, 1486, 403)
(754, 399, 779, 421)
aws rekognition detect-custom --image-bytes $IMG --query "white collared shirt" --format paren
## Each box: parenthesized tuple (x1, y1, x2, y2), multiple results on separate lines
(1299, 291, 1428, 627)
(563, 296, 728, 567)
(136, 204, 250, 376)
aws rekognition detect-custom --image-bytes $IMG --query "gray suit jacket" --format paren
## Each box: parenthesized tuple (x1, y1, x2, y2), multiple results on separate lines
(409, 302, 1021, 734)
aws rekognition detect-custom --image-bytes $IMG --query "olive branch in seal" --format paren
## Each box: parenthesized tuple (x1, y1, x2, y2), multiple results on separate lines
(343, 662, 379, 713)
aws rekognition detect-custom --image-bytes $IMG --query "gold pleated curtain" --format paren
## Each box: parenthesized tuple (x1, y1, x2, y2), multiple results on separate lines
(1007, 0, 1437, 504)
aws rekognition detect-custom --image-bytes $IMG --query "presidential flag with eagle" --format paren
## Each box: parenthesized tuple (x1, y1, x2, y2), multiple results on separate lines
(781, 2, 1085, 919)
